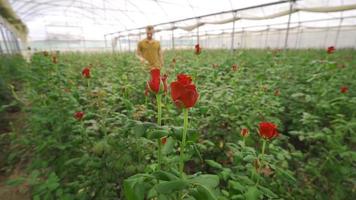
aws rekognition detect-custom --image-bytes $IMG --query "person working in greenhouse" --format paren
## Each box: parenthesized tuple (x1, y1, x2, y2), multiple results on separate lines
(136, 25, 164, 70)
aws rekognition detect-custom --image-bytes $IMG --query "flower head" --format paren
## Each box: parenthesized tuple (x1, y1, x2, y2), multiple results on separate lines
(340, 86, 348, 93)
(240, 128, 249, 137)
(82, 67, 91, 78)
(170, 74, 199, 108)
(161, 136, 167, 145)
(259, 122, 279, 140)
(74, 111, 84, 120)
(195, 44, 202, 55)
(327, 46, 335, 54)
(146, 68, 168, 95)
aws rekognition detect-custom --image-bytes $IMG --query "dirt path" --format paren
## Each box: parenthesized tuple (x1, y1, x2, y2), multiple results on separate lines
(0, 110, 30, 200)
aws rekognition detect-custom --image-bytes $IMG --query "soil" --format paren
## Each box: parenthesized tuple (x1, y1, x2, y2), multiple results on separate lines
(0, 108, 30, 200)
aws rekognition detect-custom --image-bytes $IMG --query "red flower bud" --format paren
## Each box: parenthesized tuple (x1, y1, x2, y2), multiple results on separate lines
(340, 86, 348, 93)
(240, 128, 249, 137)
(146, 68, 168, 95)
(259, 122, 279, 140)
(327, 46, 335, 54)
(74, 111, 84, 120)
(232, 64, 238, 72)
(194, 44, 202, 55)
(82, 67, 91, 78)
(171, 74, 199, 109)
(161, 136, 167, 145)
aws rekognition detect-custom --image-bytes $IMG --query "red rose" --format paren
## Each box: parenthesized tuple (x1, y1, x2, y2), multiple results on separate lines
(340, 86, 348, 93)
(195, 44, 202, 55)
(327, 46, 335, 54)
(161, 136, 167, 145)
(232, 64, 238, 72)
(240, 128, 249, 137)
(82, 67, 91, 78)
(171, 74, 199, 108)
(74, 111, 84, 120)
(259, 122, 279, 140)
(146, 68, 167, 95)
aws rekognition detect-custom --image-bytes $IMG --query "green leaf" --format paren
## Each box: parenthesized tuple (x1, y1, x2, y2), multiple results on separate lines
(191, 185, 218, 200)
(257, 185, 278, 198)
(189, 174, 219, 188)
(155, 180, 189, 194)
(5, 177, 26, 186)
(205, 160, 223, 169)
(228, 180, 244, 192)
(276, 168, 296, 183)
(152, 170, 179, 181)
(147, 129, 169, 140)
(162, 137, 174, 155)
(244, 186, 261, 200)
(123, 179, 145, 200)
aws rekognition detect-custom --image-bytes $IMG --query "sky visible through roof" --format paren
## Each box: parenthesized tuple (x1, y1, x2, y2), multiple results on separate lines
(8, 0, 356, 41)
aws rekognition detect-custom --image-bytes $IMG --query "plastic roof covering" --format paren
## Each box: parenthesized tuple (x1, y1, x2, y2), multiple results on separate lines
(8, 0, 356, 41)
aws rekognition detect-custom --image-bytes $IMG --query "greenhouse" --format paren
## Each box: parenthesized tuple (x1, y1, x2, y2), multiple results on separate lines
(0, 0, 355, 199)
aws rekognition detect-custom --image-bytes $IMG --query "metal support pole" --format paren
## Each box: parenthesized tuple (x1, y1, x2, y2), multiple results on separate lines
(1, 27, 9, 54)
(171, 30, 175, 50)
(127, 35, 131, 52)
(205, 31, 209, 48)
(297, 28, 303, 49)
(13, 34, 21, 53)
(284, 0, 294, 49)
(196, 18, 200, 45)
(335, 17, 344, 47)
(240, 28, 245, 49)
(119, 37, 122, 52)
(265, 25, 270, 48)
(111, 38, 115, 53)
(295, 22, 301, 49)
(323, 27, 329, 48)
(104, 34, 108, 51)
(4, 29, 14, 54)
(231, 12, 237, 52)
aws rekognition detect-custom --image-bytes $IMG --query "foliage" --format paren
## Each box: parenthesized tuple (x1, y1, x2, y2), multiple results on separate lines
(1, 49, 355, 199)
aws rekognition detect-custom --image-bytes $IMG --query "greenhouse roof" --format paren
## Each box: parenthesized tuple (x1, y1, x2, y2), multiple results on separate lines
(7, 0, 356, 40)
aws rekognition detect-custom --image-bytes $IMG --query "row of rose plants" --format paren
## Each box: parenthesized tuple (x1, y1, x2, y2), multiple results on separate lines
(1, 48, 354, 200)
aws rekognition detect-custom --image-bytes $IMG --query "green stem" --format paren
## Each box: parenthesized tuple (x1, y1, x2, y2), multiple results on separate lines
(256, 139, 267, 185)
(261, 139, 266, 157)
(179, 108, 189, 178)
(157, 94, 162, 170)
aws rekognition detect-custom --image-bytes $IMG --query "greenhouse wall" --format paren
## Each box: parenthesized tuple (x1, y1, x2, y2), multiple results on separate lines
(0, 16, 21, 55)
